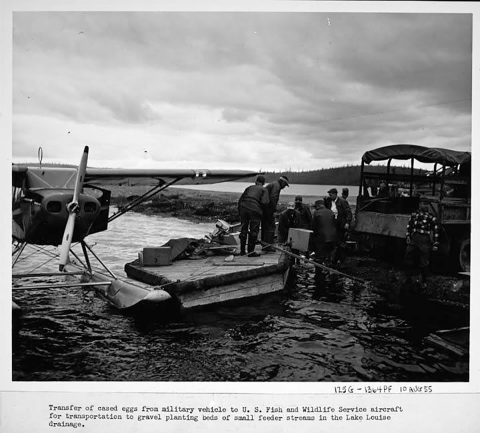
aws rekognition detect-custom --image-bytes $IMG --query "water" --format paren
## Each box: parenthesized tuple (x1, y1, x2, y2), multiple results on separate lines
(176, 182, 359, 206)
(12, 211, 468, 382)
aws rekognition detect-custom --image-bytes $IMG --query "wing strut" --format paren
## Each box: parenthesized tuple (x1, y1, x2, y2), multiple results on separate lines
(108, 177, 182, 223)
(12, 242, 27, 268)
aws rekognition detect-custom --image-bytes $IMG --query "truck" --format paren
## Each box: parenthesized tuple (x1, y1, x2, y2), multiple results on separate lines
(353, 144, 471, 271)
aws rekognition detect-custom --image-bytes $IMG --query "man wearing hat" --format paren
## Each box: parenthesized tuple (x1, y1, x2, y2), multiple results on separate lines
(261, 176, 290, 251)
(341, 188, 349, 200)
(277, 202, 300, 244)
(238, 175, 269, 257)
(294, 195, 312, 230)
(311, 200, 337, 281)
(324, 187, 352, 263)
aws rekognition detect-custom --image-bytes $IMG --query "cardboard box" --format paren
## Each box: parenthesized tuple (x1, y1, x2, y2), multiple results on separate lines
(142, 247, 173, 266)
(287, 228, 313, 252)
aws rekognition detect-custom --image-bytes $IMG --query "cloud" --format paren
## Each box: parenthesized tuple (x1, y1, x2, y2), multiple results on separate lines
(11, 10, 472, 171)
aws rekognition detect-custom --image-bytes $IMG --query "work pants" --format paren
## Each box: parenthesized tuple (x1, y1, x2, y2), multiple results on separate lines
(261, 208, 276, 246)
(312, 242, 334, 294)
(239, 208, 261, 253)
(404, 233, 432, 269)
(333, 222, 348, 264)
(314, 240, 335, 280)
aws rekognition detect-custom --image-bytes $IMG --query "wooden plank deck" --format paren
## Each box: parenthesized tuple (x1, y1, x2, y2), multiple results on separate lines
(124, 246, 290, 309)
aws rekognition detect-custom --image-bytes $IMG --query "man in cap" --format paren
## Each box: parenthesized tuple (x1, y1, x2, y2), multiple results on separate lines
(311, 200, 337, 282)
(324, 187, 352, 264)
(261, 176, 290, 251)
(294, 195, 312, 230)
(237, 175, 269, 257)
(277, 202, 300, 244)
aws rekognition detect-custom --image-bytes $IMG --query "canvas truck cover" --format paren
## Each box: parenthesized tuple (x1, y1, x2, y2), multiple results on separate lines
(361, 144, 471, 166)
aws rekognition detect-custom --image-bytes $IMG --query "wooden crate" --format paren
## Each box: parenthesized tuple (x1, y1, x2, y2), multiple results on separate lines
(141, 247, 173, 266)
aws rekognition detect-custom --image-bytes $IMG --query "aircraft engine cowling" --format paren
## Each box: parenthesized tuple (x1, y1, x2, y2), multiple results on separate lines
(21, 189, 101, 246)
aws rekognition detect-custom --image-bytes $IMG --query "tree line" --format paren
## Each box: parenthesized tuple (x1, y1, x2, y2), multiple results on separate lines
(260, 164, 421, 186)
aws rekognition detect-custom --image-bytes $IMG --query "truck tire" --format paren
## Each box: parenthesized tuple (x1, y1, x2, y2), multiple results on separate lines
(457, 235, 470, 272)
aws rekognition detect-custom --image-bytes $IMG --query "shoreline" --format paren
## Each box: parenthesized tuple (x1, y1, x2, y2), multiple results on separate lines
(173, 186, 325, 205)
(121, 186, 341, 223)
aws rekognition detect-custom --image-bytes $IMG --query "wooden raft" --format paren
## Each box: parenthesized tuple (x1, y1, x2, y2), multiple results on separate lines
(124, 248, 291, 309)
(425, 326, 469, 357)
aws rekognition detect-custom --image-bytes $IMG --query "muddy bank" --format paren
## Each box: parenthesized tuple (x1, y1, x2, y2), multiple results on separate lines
(338, 254, 469, 316)
(120, 187, 316, 223)
(118, 186, 340, 223)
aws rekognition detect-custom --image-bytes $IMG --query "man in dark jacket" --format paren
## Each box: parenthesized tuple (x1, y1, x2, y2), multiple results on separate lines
(261, 176, 289, 251)
(377, 180, 389, 198)
(294, 196, 312, 230)
(238, 175, 269, 257)
(323, 188, 352, 264)
(312, 200, 337, 260)
(311, 200, 337, 282)
(277, 202, 300, 244)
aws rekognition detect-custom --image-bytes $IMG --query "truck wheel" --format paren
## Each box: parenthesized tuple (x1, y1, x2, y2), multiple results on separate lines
(458, 236, 470, 272)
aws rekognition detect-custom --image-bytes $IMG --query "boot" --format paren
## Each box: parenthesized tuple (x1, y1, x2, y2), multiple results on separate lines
(248, 242, 260, 257)
(240, 240, 246, 256)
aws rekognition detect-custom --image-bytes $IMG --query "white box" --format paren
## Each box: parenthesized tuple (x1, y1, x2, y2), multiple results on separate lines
(222, 233, 240, 246)
(287, 228, 313, 252)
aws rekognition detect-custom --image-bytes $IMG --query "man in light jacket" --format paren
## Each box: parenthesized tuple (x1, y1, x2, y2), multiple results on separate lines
(323, 188, 352, 264)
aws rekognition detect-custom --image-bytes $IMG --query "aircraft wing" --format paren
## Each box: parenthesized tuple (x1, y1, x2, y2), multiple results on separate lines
(84, 168, 261, 187)
(12, 165, 261, 189)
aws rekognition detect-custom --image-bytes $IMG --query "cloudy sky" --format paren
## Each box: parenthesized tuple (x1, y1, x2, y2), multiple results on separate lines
(11, 6, 473, 171)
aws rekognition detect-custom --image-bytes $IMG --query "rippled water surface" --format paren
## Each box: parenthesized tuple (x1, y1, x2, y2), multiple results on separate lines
(12, 212, 469, 381)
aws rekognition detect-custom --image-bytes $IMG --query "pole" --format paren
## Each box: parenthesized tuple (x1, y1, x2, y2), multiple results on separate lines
(13, 271, 83, 279)
(12, 281, 112, 290)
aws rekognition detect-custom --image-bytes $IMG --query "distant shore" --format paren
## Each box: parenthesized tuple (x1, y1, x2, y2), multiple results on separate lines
(122, 186, 349, 223)
(172, 186, 325, 204)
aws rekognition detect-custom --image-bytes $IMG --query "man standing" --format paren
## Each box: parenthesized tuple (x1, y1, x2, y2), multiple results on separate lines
(294, 196, 312, 230)
(323, 188, 352, 263)
(261, 176, 290, 251)
(238, 175, 269, 257)
(311, 200, 337, 281)
(403, 203, 439, 287)
(377, 180, 389, 198)
(277, 202, 300, 244)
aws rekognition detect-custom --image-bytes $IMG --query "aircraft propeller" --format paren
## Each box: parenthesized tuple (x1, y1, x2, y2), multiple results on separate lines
(59, 146, 89, 271)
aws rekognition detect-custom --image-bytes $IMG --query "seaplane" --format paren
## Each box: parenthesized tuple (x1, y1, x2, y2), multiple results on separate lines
(12, 146, 260, 316)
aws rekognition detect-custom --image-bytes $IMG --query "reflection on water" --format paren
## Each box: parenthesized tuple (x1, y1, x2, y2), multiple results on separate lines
(12, 213, 468, 381)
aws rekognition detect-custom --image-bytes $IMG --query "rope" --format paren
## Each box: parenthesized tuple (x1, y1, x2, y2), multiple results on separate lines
(258, 240, 369, 285)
